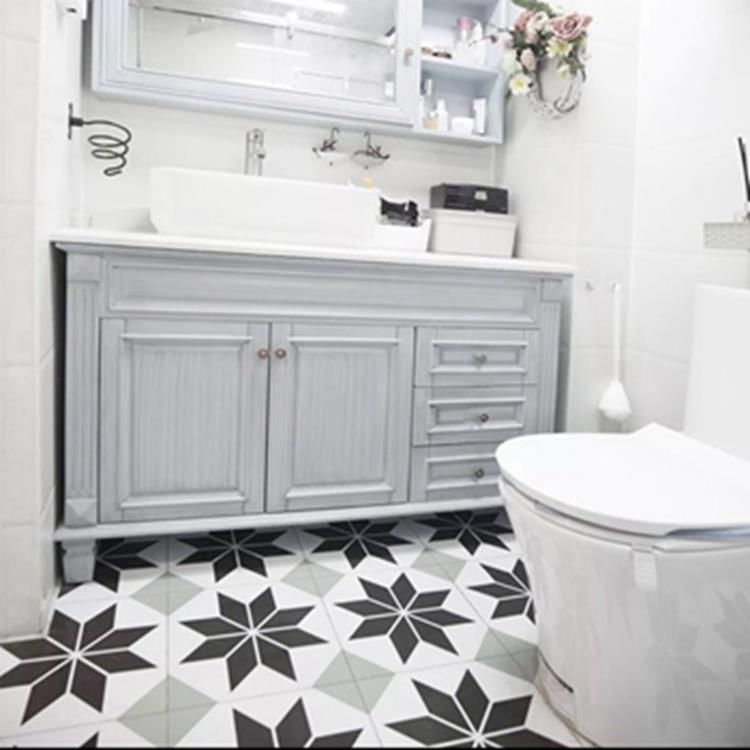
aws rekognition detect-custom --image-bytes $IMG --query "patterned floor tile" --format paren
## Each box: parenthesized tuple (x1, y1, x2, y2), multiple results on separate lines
(58, 539, 169, 605)
(167, 530, 305, 591)
(171, 687, 381, 748)
(368, 661, 578, 748)
(410, 509, 520, 563)
(167, 581, 343, 705)
(0, 515, 566, 747)
(296, 520, 427, 575)
(321, 567, 508, 675)
(0, 598, 167, 739)
(1, 717, 168, 747)
(455, 558, 539, 645)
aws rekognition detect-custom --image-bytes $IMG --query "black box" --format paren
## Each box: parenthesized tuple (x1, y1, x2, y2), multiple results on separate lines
(430, 184, 509, 214)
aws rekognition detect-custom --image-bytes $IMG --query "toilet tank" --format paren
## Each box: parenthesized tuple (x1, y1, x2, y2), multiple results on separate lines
(684, 284, 750, 462)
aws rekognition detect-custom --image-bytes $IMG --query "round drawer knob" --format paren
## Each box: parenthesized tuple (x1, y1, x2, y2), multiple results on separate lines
(478, 413, 490, 424)
(258, 349, 270, 360)
(475, 354, 488, 366)
(474, 468, 486, 480)
(275, 349, 288, 359)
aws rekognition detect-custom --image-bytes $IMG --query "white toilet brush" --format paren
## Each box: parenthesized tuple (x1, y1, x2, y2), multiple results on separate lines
(599, 282, 633, 424)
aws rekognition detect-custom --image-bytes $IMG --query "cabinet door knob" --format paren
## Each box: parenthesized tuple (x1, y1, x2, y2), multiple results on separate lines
(258, 349, 270, 360)
(474, 354, 488, 366)
(275, 348, 288, 359)
(478, 413, 490, 424)
(474, 468, 486, 480)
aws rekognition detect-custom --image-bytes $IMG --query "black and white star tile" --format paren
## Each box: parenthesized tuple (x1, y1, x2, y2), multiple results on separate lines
(168, 581, 341, 704)
(370, 661, 579, 747)
(168, 529, 306, 590)
(411, 510, 519, 563)
(172, 688, 380, 747)
(321, 567, 508, 674)
(59, 539, 169, 604)
(455, 559, 539, 645)
(0, 514, 584, 747)
(296, 519, 426, 574)
(0, 598, 166, 738)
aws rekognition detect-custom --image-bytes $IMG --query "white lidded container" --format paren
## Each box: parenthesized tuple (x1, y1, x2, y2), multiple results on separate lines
(428, 209, 517, 257)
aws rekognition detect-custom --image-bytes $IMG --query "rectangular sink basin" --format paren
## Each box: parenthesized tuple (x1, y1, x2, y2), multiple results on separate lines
(150, 168, 382, 248)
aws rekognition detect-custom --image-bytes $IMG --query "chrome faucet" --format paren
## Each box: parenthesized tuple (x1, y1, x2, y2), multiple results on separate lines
(245, 129, 267, 176)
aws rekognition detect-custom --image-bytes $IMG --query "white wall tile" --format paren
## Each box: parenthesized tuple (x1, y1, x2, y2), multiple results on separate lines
(0, 523, 44, 638)
(628, 250, 750, 365)
(0, 365, 42, 527)
(1, 204, 38, 365)
(0, 37, 39, 204)
(0, 0, 41, 42)
(577, 145, 635, 249)
(625, 351, 690, 431)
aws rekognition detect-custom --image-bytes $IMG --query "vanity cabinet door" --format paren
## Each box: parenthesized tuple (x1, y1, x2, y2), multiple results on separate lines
(100, 318, 270, 523)
(266, 323, 414, 513)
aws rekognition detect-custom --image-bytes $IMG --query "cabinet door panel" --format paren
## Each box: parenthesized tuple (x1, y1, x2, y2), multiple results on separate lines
(267, 323, 414, 513)
(100, 319, 270, 522)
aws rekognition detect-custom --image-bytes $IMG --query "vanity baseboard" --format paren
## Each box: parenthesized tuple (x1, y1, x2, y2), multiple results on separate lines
(55, 235, 572, 583)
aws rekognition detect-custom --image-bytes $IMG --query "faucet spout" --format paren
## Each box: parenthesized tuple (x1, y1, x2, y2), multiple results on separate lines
(245, 129, 267, 176)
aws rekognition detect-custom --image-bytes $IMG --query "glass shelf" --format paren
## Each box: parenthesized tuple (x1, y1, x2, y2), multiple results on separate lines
(421, 55, 502, 83)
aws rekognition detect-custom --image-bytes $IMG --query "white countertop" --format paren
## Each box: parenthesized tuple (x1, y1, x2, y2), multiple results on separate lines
(51, 228, 575, 276)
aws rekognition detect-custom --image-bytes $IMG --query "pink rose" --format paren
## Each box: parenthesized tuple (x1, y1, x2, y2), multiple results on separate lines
(550, 13, 593, 42)
(514, 10, 534, 32)
(520, 48, 537, 72)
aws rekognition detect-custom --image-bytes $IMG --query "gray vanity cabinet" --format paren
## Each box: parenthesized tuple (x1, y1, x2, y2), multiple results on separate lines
(266, 323, 414, 513)
(99, 318, 270, 523)
(56, 239, 571, 584)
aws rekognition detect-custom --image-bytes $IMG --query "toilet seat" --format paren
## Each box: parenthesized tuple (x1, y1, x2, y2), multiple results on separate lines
(495, 423, 750, 538)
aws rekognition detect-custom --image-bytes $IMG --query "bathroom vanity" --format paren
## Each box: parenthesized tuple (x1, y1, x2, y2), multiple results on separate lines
(53, 230, 572, 582)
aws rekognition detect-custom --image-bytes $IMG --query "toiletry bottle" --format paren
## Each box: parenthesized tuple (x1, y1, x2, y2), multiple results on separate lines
(455, 17, 472, 63)
(435, 100, 449, 132)
(473, 98, 487, 135)
(420, 78, 434, 128)
(470, 21, 488, 66)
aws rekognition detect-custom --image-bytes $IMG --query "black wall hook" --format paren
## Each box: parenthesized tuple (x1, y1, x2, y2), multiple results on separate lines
(68, 103, 132, 178)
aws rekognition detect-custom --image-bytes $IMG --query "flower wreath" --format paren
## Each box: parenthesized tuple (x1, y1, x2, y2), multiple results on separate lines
(503, 0, 593, 119)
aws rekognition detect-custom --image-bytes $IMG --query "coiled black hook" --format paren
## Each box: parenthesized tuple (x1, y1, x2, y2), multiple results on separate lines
(68, 104, 132, 178)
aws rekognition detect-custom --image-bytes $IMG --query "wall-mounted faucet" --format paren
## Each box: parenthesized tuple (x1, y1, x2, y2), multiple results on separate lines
(245, 129, 266, 176)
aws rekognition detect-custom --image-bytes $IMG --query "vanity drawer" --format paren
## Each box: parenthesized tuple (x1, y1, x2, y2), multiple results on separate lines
(413, 386, 539, 446)
(415, 327, 540, 387)
(411, 443, 501, 504)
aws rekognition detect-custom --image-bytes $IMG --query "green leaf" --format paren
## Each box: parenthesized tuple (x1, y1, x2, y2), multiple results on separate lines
(512, 0, 555, 14)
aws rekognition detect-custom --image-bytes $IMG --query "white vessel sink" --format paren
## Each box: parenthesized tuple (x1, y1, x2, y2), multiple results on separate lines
(150, 167, 382, 248)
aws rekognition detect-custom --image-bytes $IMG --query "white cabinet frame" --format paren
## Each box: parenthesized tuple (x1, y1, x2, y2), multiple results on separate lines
(93, 0, 421, 127)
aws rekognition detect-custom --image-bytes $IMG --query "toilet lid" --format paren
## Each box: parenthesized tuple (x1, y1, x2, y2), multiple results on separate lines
(496, 424, 750, 537)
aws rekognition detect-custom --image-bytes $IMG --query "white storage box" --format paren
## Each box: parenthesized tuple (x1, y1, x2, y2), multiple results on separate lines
(428, 209, 518, 257)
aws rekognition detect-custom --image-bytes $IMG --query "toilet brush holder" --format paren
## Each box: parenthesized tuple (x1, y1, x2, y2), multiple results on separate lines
(598, 282, 632, 424)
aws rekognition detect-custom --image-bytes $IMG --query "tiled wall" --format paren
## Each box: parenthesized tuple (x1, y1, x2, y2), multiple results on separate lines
(497, 0, 641, 432)
(78, 91, 499, 226)
(626, 0, 750, 429)
(0, 0, 83, 639)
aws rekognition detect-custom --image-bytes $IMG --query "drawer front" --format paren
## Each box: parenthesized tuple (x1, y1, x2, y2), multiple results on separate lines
(411, 443, 501, 504)
(413, 386, 539, 446)
(416, 327, 540, 387)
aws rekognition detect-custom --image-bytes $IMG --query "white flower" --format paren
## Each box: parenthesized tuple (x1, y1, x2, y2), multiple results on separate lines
(503, 50, 522, 75)
(528, 11, 550, 33)
(508, 72, 533, 96)
(520, 48, 537, 72)
(547, 37, 573, 58)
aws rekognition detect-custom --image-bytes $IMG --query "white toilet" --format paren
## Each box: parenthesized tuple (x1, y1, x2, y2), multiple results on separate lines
(496, 285, 750, 747)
